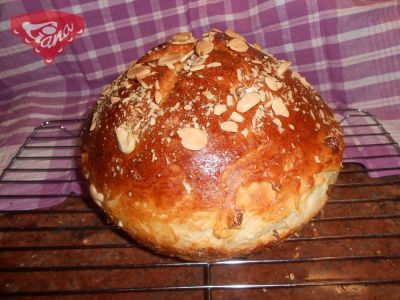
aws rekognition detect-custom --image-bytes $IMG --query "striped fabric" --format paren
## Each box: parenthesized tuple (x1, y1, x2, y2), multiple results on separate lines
(0, 0, 399, 178)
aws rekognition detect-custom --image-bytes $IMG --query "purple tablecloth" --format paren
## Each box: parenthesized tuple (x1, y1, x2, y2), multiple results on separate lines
(0, 0, 399, 210)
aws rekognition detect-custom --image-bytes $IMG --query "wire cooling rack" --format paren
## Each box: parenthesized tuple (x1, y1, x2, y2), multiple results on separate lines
(0, 108, 400, 299)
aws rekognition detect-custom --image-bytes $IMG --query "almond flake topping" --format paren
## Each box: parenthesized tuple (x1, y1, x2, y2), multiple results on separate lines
(182, 180, 192, 195)
(237, 69, 242, 81)
(220, 121, 238, 132)
(214, 104, 227, 115)
(127, 63, 151, 79)
(203, 90, 215, 100)
(180, 50, 194, 63)
(110, 96, 120, 104)
(230, 112, 244, 122)
(115, 124, 136, 155)
(271, 97, 289, 117)
(190, 64, 205, 72)
(90, 120, 96, 131)
(206, 62, 222, 68)
(292, 71, 312, 89)
(314, 155, 321, 164)
(196, 40, 214, 56)
(237, 92, 261, 113)
(241, 128, 249, 137)
(226, 95, 234, 106)
(276, 60, 292, 77)
(155, 91, 162, 104)
(265, 76, 282, 91)
(226, 38, 248, 52)
(252, 43, 262, 50)
(90, 184, 104, 204)
(172, 32, 195, 44)
(225, 28, 244, 39)
(158, 53, 181, 66)
(177, 127, 208, 151)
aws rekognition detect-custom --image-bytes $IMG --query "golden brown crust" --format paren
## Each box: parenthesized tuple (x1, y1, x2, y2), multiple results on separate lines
(81, 28, 344, 261)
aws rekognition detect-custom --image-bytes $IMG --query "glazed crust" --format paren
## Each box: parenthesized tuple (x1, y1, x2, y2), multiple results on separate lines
(81, 29, 344, 261)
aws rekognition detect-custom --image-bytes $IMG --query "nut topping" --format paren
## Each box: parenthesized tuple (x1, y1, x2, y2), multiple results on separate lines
(276, 60, 292, 77)
(213, 104, 227, 115)
(182, 180, 192, 195)
(265, 76, 282, 91)
(177, 127, 208, 151)
(271, 97, 289, 117)
(230, 112, 244, 122)
(89, 184, 104, 206)
(225, 28, 244, 39)
(220, 121, 238, 132)
(226, 95, 234, 106)
(158, 53, 181, 66)
(126, 63, 151, 79)
(172, 32, 195, 44)
(90, 120, 96, 131)
(155, 91, 162, 104)
(237, 92, 261, 113)
(196, 40, 214, 56)
(115, 124, 136, 155)
(110, 96, 120, 104)
(226, 38, 248, 52)
(206, 62, 222, 68)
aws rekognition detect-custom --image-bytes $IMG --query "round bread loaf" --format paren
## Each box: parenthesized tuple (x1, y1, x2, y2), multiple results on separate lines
(81, 28, 344, 261)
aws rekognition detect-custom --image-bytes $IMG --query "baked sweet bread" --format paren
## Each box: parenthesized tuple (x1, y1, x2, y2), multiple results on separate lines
(81, 28, 343, 261)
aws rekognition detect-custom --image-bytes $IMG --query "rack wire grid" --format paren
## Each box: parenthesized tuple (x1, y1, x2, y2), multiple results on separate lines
(1, 108, 400, 299)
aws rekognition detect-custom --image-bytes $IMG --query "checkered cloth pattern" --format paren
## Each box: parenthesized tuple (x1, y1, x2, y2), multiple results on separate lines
(0, 0, 399, 209)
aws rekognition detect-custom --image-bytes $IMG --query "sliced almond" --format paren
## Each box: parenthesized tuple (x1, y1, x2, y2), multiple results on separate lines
(225, 28, 244, 39)
(172, 32, 193, 42)
(265, 76, 282, 91)
(272, 118, 282, 127)
(237, 69, 242, 81)
(190, 64, 205, 72)
(292, 71, 312, 89)
(90, 120, 96, 131)
(110, 96, 120, 104)
(271, 98, 289, 117)
(206, 62, 222, 68)
(154, 80, 160, 90)
(149, 117, 156, 126)
(236, 92, 261, 113)
(226, 38, 248, 52)
(241, 128, 249, 137)
(177, 127, 208, 151)
(276, 60, 292, 77)
(196, 40, 214, 56)
(220, 121, 238, 132)
(158, 53, 181, 66)
(155, 90, 162, 104)
(149, 101, 159, 110)
(203, 90, 214, 100)
(180, 50, 194, 62)
(115, 124, 136, 155)
(89, 184, 104, 204)
(211, 28, 222, 33)
(127, 63, 151, 79)
(252, 43, 262, 50)
(182, 180, 192, 195)
(213, 104, 227, 115)
(226, 95, 234, 107)
(230, 112, 244, 122)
